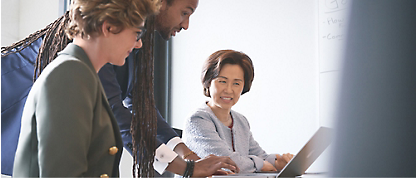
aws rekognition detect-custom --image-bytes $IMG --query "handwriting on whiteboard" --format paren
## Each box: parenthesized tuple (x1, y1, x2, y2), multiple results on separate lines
(320, 0, 349, 41)
(319, 0, 350, 71)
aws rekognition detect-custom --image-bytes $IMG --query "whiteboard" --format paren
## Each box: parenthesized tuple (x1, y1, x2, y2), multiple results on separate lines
(319, 0, 350, 72)
(318, 0, 350, 128)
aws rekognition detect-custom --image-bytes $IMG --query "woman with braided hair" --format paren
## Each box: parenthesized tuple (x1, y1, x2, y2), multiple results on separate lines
(12, 0, 159, 177)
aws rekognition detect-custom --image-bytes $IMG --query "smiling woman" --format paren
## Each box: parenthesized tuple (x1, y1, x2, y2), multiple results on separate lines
(183, 49, 294, 173)
(208, 64, 245, 112)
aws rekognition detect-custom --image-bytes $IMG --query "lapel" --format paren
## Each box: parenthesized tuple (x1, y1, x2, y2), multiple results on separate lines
(58, 43, 124, 165)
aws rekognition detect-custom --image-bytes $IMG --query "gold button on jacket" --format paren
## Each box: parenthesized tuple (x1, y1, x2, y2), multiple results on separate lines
(100, 173, 109, 178)
(109, 146, 118, 155)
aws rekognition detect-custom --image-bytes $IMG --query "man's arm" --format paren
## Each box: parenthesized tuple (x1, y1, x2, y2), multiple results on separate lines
(97, 56, 238, 176)
(98, 62, 179, 153)
(173, 143, 200, 160)
(98, 61, 202, 174)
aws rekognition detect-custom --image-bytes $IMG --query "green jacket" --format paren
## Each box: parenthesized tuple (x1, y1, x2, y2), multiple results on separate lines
(13, 43, 123, 177)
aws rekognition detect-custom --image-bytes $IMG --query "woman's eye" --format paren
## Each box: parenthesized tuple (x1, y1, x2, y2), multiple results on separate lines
(234, 83, 240, 85)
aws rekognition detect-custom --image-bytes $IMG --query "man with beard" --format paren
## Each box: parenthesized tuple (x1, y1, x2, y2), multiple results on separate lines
(97, 0, 239, 176)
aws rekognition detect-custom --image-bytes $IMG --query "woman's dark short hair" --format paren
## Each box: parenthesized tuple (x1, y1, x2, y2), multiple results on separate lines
(201, 49, 254, 97)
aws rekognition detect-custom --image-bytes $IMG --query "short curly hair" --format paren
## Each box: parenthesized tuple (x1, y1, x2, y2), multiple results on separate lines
(201, 49, 255, 97)
(66, 0, 161, 39)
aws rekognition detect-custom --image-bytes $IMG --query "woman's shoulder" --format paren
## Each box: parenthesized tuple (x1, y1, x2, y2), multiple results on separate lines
(190, 103, 212, 118)
(230, 109, 251, 126)
(44, 55, 91, 75)
(44, 43, 96, 78)
(188, 102, 220, 122)
(230, 109, 247, 120)
(35, 56, 97, 89)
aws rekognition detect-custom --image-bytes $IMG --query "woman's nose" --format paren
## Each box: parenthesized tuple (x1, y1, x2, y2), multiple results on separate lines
(224, 84, 232, 93)
(134, 39, 143, 49)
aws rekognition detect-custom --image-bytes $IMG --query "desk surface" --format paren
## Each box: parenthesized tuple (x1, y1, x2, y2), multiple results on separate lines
(212, 172, 328, 178)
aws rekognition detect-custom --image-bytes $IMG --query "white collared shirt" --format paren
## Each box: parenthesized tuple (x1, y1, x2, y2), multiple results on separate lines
(153, 137, 183, 174)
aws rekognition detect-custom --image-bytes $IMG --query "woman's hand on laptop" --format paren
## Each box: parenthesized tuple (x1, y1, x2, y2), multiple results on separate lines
(275, 153, 294, 171)
(261, 161, 277, 172)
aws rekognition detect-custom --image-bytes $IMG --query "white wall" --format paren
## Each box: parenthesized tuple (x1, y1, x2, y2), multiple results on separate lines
(1, 0, 20, 47)
(1, 0, 62, 47)
(170, 0, 326, 171)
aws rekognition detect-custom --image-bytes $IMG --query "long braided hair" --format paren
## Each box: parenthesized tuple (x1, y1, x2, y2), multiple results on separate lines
(34, 11, 71, 81)
(131, 15, 157, 177)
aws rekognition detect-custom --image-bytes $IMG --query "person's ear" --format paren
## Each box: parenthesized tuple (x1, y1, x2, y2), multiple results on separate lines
(159, 0, 167, 11)
(102, 21, 112, 37)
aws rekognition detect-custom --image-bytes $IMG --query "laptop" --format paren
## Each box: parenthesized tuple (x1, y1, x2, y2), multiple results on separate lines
(213, 126, 332, 178)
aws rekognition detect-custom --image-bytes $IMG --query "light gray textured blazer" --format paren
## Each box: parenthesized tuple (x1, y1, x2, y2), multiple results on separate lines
(183, 103, 277, 173)
(13, 43, 123, 177)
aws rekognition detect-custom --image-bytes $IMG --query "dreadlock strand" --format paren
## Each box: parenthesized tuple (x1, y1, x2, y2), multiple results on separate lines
(1, 28, 47, 58)
(34, 11, 71, 81)
(131, 15, 157, 178)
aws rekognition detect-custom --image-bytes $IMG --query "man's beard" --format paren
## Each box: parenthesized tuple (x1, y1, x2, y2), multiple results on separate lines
(155, 14, 172, 41)
(156, 28, 171, 40)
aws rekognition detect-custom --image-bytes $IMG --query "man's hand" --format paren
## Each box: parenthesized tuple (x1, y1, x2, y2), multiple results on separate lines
(193, 154, 240, 177)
